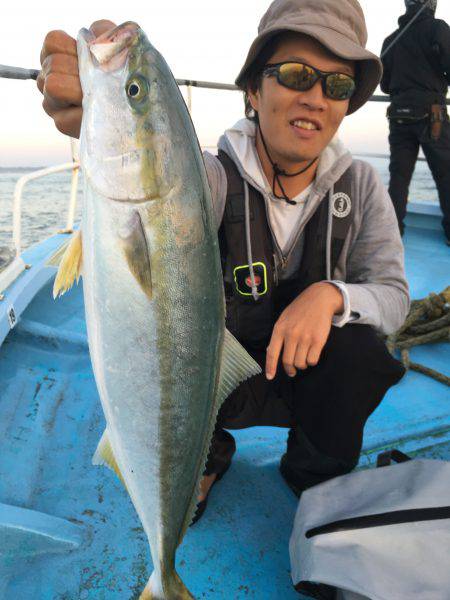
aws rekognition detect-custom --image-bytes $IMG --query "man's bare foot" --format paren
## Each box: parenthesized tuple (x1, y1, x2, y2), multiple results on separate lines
(198, 473, 217, 502)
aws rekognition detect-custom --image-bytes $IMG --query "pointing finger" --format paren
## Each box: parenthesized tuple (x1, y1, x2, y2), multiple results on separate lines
(266, 331, 284, 380)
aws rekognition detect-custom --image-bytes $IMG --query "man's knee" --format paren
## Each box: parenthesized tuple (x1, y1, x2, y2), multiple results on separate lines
(322, 325, 405, 383)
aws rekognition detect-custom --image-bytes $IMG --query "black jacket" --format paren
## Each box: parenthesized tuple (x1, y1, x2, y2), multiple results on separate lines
(381, 8, 450, 107)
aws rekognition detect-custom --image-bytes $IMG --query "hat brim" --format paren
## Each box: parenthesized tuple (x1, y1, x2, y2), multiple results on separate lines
(235, 24, 382, 115)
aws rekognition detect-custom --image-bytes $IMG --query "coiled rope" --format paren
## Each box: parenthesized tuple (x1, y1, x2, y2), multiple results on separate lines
(387, 286, 450, 387)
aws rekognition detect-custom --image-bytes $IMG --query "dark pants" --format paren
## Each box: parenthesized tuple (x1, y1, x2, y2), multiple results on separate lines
(388, 117, 450, 240)
(205, 325, 405, 496)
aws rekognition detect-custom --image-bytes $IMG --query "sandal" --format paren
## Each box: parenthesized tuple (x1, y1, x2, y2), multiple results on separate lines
(190, 465, 230, 526)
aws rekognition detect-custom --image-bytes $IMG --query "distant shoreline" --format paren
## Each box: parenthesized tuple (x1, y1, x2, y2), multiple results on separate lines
(0, 166, 45, 172)
(0, 151, 427, 171)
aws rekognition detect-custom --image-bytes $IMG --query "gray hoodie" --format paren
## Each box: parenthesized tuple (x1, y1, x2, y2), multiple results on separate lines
(203, 119, 410, 335)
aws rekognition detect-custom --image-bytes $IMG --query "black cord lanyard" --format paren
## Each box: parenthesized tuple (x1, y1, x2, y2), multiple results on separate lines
(259, 125, 318, 206)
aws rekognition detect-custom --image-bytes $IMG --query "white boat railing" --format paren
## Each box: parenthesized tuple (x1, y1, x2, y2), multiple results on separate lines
(12, 162, 80, 259)
(12, 139, 80, 259)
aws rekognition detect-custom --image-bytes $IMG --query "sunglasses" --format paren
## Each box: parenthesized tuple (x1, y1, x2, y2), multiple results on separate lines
(262, 61, 356, 101)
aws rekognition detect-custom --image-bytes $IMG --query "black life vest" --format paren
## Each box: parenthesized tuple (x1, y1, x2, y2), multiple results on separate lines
(217, 150, 353, 350)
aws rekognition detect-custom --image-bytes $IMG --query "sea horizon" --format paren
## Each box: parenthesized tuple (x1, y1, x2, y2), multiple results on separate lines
(0, 155, 440, 256)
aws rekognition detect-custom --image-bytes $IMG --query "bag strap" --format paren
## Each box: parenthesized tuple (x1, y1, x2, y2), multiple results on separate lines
(376, 449, 412, 468)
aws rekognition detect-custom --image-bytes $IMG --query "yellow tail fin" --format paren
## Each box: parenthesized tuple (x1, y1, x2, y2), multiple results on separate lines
(52, 230, 83, 298)
(139, 570, 193, 599)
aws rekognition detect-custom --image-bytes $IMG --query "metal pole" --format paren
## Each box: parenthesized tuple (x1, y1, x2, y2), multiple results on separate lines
(186, 85, 192, 113)
(175, 78, 238, 92)
(0, 65, 39, 80)
(0, 64, 447, 104)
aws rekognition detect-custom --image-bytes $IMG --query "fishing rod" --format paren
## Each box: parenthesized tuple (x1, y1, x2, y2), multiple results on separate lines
(381, 0, 434, 58)
(0, 65, 240, 92)
(0, 64, 39, 80)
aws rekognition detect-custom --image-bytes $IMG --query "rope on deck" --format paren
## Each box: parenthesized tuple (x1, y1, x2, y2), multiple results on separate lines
(387, 286, 450, 387)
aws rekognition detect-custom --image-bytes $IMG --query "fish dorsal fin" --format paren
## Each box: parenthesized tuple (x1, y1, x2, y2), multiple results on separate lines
(179, 329, 261, 539)
(92, 429, 127, 488)
(51, 230, 83, 298)
(216, 328, 261, 405)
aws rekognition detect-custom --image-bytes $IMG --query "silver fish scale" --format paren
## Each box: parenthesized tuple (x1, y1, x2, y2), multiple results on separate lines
(81, 181, 224, 578)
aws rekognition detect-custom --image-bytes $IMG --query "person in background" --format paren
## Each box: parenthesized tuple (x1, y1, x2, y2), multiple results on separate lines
(381, 0, 450, 243)
(37, 0, 409, 524)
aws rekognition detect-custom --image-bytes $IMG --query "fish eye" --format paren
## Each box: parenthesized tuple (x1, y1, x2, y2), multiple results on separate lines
(126, 76, 148, 102)
(128, 83, 140, 97)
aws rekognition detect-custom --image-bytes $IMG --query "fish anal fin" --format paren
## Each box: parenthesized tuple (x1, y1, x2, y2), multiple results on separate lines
(120, 212, 153, 300)
(92, 429, 127, 488)
(52, 230, 83, 299)
(216, 328, 262, 405)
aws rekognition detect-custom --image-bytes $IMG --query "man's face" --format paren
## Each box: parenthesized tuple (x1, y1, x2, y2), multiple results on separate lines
(249, 33, 355, 166)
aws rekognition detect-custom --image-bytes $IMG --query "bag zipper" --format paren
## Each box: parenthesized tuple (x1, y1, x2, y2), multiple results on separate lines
(306, 506, 450, 539)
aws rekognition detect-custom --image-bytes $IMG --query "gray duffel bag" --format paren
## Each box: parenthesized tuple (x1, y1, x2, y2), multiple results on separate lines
(290, 450, 450, 600)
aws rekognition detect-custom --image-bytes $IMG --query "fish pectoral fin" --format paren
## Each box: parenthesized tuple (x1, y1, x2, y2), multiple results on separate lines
(52, 230, 83, 299)
(217, 328, 262, 406)
(92, 429, 127, 488)
(120, 212, 153, 300)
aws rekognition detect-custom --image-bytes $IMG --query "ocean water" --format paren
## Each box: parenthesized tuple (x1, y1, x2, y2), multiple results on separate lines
(0, 168, 83, 263)
(0, 156, 439, 260)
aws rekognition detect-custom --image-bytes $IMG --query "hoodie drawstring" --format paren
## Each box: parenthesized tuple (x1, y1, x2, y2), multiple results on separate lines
(258, 125, 318, 206)
(244, 180, 260, 301)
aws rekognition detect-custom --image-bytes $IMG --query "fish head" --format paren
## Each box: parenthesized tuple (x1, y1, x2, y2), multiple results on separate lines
(77, 22, 179, 203)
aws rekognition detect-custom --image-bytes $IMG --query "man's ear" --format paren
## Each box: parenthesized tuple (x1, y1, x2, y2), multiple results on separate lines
(247, 87, 260, 113)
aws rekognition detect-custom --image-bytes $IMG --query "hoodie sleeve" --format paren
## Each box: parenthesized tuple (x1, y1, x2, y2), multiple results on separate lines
(380, 34, 395, 95)
(344, 161, 410, 335)
(203, 151, 227, 230)
(434, 19, 450, 85)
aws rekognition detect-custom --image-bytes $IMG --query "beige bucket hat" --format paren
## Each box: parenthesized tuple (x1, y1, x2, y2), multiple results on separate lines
(236, 0, 382, 115)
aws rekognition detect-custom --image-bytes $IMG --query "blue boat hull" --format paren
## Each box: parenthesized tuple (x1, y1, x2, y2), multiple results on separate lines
(0, 217, 449, 599)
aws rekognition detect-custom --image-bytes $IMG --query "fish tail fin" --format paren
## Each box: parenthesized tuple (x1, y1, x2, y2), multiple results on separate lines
(139, 569, 193, 600)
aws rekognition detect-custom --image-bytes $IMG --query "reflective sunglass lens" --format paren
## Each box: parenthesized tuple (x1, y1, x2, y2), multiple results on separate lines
(326, 73, 356, 100)
(278, 63, 318, 91)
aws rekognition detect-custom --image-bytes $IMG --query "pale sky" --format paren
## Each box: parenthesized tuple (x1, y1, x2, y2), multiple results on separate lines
(0, 0, 449, 166)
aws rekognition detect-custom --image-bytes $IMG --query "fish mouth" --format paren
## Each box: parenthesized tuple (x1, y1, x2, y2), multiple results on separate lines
(81, 22, 140, 71)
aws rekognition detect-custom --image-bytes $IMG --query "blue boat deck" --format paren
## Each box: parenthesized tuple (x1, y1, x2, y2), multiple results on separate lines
(0, 218, 449, 599)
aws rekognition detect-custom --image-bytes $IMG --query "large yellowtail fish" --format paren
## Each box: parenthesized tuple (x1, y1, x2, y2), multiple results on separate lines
(53, 22, 260, 599)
